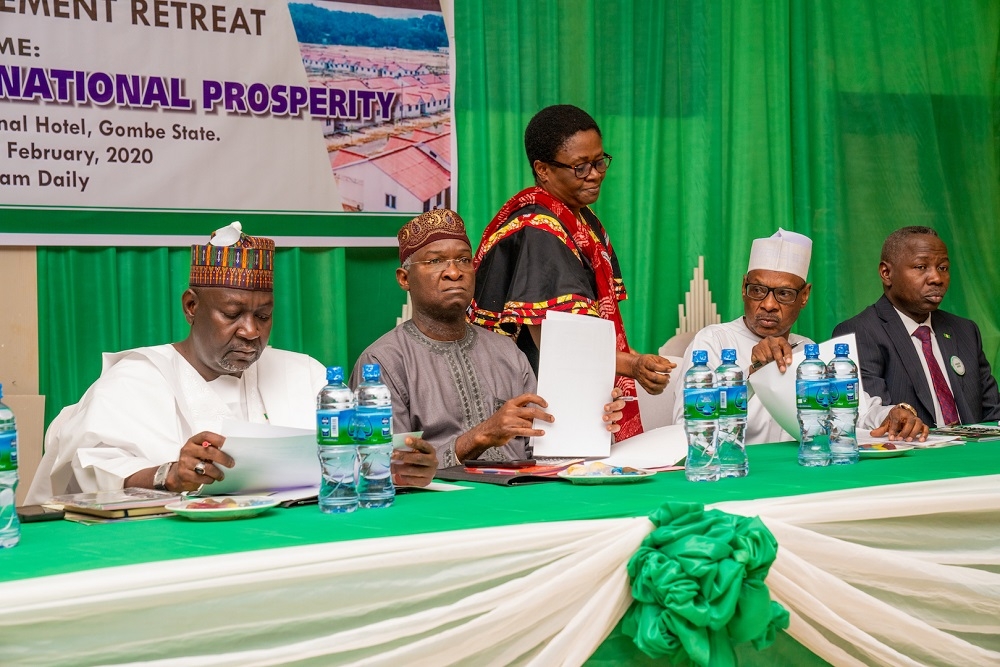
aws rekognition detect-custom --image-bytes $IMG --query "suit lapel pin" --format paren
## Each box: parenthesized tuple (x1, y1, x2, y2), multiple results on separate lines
(943, 333, 951, 339)
(950, 356, 965, 376)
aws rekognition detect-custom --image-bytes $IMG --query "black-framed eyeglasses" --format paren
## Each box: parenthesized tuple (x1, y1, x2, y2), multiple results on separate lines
(744, 283, 803, 305)
(406, 257, 474, 273)
(547, 153, 613, 179)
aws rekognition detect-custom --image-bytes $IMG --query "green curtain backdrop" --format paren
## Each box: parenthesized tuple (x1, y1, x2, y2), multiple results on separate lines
(37, 0, 1000, 425)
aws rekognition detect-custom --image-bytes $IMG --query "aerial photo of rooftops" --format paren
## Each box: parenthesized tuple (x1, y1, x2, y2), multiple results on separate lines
(288, 0, 452, 214)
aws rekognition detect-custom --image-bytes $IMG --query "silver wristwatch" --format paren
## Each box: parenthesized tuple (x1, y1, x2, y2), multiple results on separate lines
(153, 461, 174, 491)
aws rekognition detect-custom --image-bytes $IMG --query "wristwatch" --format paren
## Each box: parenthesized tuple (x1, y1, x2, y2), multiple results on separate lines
(153, 461, 174, 491)
(897, 403, 918, 418)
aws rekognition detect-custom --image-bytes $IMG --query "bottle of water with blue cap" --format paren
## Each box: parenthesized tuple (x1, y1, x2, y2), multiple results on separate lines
(827, 343, 860, 465)
(683, 350, 720, 482)
(796, 344, 831, 466)
(352, 364, 395, 508)
(316, 366, 358, 513)
(716, 348, 748, 478)
(0, 383, 20, 548)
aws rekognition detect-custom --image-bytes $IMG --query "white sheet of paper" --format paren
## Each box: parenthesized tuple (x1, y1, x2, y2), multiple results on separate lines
(596, 424, 687, 469)
(531, 311, 616, 458)
(202, 421, 319, 495)
(748, 333, 867, 442)
(259, 479, 470, 503)
(392, 431, 424, 449)
(856, 429, 962, 449)
(419, 482, 472, 492)
(393, 431, 423, 451)
(266, 486, 320, 503)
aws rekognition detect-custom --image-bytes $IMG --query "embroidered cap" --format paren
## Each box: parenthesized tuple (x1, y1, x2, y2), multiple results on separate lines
(189, 221, 274, 291)
(398, 209, 471, 265)
(747, 228, 812, 281)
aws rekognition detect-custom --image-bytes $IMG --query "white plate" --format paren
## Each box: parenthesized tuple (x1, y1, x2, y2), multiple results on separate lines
(166, 496, 280, 521)
(859, 444, 914, 459)
(557, 469, 656, 485)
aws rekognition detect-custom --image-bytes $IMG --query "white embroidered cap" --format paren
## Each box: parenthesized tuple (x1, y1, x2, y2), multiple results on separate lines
(747, 228, 812, 281)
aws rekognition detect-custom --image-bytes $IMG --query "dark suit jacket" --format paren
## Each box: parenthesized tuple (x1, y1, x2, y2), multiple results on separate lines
(833, 294, 1000, 427)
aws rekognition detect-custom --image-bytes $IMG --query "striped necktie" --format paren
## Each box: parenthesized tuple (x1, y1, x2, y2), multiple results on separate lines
(912, 326, 959, 426)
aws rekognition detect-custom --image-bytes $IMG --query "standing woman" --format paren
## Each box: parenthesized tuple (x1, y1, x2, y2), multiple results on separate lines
(470, 105, 674, 440)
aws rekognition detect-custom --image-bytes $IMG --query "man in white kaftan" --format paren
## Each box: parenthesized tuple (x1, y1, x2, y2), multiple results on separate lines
(671, 229, 927, 444)
(26, 344, 324, 503)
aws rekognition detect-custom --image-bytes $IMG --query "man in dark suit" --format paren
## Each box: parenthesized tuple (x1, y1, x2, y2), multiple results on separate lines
(833, 226, 1000, 427)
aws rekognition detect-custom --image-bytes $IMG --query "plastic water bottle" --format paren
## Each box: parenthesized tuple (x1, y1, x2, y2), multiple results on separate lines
(716, 349, 748, 478)
(0, 383, 21, 548)
(683, 350, 720, 482)
(352, 364, 395, 508)
(316, 366, 358, 514)
(796, 344, 830, 467)
(827, 343, 860, 465)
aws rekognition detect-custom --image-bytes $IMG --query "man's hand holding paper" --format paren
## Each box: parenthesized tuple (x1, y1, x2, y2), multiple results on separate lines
(173, 431, 233, 492)
(749, 333, 928, 442)
(748, 337, 799, 375)
(454, 395, 553, 463)
(391, 437, 438, 487)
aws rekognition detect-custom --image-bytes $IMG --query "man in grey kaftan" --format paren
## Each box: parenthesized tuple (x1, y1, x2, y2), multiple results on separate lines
(354, 320, 535, 467)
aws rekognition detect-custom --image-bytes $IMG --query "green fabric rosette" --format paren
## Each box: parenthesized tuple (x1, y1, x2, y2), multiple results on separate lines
(622, 501, 790, 666)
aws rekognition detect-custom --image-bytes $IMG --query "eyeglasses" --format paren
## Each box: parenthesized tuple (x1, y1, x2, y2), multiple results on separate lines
(744, 283, 803, 305)
(406, 257, 474, 273)
(547, 153, 613, 179)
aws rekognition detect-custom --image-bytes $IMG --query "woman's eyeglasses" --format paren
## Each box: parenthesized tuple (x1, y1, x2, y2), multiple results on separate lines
(547, 154, 613, 179)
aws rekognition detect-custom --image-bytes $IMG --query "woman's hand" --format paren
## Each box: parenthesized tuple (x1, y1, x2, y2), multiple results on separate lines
(617, 351, 675, 394)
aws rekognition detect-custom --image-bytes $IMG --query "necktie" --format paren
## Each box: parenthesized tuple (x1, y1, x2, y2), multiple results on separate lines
(912, 326, 959, 426)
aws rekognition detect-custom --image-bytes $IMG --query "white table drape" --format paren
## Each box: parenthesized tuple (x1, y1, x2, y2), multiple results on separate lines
(1, 475, 997, 667)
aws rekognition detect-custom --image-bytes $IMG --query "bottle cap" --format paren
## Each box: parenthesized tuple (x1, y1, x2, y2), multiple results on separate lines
(834, 343, 849, 356)
(362, 363, 381, 382)
(692, 349, 708, 365)
(326, 366, 344, 384)
(804, 343, 820, 358)
(721, 349, 737, 364)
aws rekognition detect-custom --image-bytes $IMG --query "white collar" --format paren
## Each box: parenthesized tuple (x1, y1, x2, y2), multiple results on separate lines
(893, 307, 934, 337)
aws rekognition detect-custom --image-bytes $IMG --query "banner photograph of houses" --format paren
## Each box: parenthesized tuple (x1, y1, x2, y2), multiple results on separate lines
(289, 1, 452, 214)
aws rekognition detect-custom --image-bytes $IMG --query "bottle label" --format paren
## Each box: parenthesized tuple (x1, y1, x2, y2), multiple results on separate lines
(718, 386, 748, 417)
(317, 409, 355, 445)
(683, 387, 719, 420)
(796, 379, 830, 410)
(0, 432, 16, 472)
(349, 407, 393, 444)
(827, 379, 859, 409)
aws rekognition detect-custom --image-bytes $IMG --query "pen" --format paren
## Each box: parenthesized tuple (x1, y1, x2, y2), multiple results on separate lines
(750, 341, 802, 371)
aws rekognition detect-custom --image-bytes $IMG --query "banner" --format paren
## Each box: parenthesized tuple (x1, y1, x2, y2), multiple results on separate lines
(0, 0, 453, 244)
